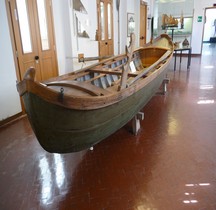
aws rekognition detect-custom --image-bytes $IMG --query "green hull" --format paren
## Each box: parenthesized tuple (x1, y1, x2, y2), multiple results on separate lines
(23, 68, 168, 153)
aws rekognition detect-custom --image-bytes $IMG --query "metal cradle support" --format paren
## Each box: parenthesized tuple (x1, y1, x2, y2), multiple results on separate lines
(162, 78, 170, 95)
(132, 112, 144, 135)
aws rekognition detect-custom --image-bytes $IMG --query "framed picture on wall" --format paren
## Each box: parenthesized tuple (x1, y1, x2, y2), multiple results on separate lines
(127, 13, 135, 37)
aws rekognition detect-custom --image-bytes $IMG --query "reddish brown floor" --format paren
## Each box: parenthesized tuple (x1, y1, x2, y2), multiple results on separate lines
(1, 44, 216, 210)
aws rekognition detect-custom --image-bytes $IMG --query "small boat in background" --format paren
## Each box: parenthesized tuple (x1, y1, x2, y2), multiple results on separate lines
(17, 33, 174, 153)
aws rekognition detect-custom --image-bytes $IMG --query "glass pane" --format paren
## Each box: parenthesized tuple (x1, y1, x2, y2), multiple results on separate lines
(107, 3, 112, 39)
(37, 0, 50, 50)
(100, 2, 105, 40)
(16, 0, 32, 53)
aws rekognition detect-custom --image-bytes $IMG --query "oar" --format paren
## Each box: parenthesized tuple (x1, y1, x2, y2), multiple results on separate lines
(78, 54, 113, 63)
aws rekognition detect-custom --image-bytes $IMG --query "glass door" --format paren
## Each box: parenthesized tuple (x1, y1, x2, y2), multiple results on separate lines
(8, 0, 58, 81)
(97, 0, 114, 57)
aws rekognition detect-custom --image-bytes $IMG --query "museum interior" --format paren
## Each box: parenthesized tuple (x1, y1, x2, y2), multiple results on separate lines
(1, 0, 216, 209)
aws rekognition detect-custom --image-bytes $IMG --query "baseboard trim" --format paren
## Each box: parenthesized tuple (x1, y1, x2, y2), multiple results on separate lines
(0, 113, 26, 128)
(175, 53, 201, 57)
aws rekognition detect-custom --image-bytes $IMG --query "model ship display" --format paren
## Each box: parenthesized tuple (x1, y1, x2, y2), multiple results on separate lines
(17, 33, 174, 153)
(161, 13, 184, 29)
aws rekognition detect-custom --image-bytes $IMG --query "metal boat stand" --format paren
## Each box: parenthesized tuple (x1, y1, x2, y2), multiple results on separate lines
(156, 77, 170, 95)
(132, 112, 144, 135)
(162, 78, 170, 94)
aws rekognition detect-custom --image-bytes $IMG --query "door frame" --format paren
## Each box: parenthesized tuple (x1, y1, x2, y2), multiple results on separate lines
(5, 0, 21, 82)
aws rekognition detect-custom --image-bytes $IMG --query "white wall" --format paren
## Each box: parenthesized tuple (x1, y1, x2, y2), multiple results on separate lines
(70, 0, 99, 70)
(52, 0, 74, 75)
(192, 0, 216, 54)
(53, 0, 99, 72)
(157, 0, 194, 17)
(0, 1, 22, 121)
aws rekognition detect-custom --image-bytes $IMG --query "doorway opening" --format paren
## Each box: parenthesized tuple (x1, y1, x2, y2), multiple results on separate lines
(202, 7, 216, 54)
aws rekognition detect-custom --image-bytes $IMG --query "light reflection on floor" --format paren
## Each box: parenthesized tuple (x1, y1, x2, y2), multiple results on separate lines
(183, 183, 211, 205)
(39, 156, 52, 205)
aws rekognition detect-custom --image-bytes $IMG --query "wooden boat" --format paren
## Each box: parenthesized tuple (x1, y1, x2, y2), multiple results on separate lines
(17, 34, 174, 153)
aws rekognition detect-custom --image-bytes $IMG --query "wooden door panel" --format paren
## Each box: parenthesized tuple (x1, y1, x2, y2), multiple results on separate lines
(140, 3, 147, 46)
(22, 61, 37, 78)
(99, 43, 108, 57)
(108, 41, 113, 55)
(99, 40, 113, 57)
(40, 56, 56, 80)
(34, 0, 58, 80)
(8, 0, 41, 80)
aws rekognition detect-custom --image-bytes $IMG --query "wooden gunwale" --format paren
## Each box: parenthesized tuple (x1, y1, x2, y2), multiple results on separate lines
(18, 53, 172, 110)
(17, 34, 174, 111)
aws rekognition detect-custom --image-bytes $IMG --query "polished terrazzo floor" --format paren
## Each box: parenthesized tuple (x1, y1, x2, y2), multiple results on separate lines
(0, 44, 216, 210)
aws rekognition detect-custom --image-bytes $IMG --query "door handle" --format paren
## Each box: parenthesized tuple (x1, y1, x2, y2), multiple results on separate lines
(105, 42, 108, 45)
(35, 55, 39, 64)
(140, 36, 145, 40)
(35, 55, 39, 60)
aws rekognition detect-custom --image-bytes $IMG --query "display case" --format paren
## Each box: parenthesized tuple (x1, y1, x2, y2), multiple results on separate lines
(162, 17, 193, 43)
